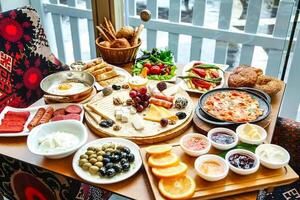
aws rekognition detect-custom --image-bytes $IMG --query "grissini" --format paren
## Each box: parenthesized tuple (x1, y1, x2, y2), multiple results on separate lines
(96, 26, 111, 42)
(108, 19, 116, 36)
(100, 24, 116, 41)
(130, 24, 144, 46)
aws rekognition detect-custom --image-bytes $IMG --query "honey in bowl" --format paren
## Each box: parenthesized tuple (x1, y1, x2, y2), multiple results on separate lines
(199, 160, 224, 176)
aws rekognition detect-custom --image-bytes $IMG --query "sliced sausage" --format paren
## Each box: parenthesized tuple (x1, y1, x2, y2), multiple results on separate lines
(38, 106, 54, 125)
(65, 105, 82, 114)
(27, 108, 46, 130)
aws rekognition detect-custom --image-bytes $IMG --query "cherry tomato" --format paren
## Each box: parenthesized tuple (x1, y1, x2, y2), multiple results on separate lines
(150, 65, 161, 75)
(143, 63, 152, 69)
(158, 63, 164, 68)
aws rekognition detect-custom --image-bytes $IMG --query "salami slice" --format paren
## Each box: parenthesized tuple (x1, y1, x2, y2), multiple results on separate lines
(53, 108, 65, 116)
(5, 111, 30, 120)
(51, 115, 65, 122)
(64, 114, 80, 121)
(65, 105, 82, 114)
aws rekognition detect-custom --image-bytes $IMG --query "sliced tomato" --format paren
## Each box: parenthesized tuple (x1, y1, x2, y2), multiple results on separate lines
(150, 65, 161, 75)
(192, 68, 206, 77)
(143, 63, 152, 69)
(210, 71, 219, 78)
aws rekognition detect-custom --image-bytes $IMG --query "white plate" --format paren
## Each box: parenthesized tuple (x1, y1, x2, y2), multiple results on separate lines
(72, 137, 142, 184)
(179, 61, 228, 94)
(0, 103, 84, 137)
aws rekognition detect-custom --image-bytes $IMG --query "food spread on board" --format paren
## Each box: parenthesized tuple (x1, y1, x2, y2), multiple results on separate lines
(133, 48, 177, 81)
(0, 27, 294, 199)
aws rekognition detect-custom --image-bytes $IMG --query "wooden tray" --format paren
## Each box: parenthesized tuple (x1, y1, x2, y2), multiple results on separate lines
(140, 144, 299, 200)
(85, 110, 194, 145)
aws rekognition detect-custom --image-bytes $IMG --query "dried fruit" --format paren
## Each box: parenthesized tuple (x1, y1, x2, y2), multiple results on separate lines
(160, 118, 169, 127)
(102, 87, 113, 96)
(113, 124, 122, 131)
(175, 97, 188, 109)
(176, 112, 187, 120)
(157, 81, 167, 91)
(113, 97, 123, 105)
(112, 84, 121, 90)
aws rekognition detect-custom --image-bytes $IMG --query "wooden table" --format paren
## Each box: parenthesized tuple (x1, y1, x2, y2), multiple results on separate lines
(0, 64, 294, 200)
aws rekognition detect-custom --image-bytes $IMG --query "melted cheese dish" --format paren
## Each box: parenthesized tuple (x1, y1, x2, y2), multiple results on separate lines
(203, 91, 263, 122)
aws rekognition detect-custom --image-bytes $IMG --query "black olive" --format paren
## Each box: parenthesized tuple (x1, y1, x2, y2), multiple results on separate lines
(106, 168, 116, 177)
(120, 152, 127, 159)
(99, 121, 109, 128)
(99, 167, 106, 177)
(103, 157, 111, 165)
(105, 162, 114, 169)
(112, 84, 121, 90)
(123, 147, 131, 154)
(122, 162, 130, 171)
(106, 119, 115, 127)
(103, 152, 111, 158)
(120, 158, 128, 165)
(176, 112, 187, 120)
(113, 164, 122, 173)
(114, 150, 121, 156)
(111, 154, 120, 163)
(127, 153, 135, 162)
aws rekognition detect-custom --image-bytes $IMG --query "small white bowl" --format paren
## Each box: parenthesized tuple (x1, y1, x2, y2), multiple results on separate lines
(207, 128, 238, 150)
(225, 149, 260, 175)
(255, 144, 290, 169)
(27, 120, 88, 159)
(236, 123, 267, 145)
(194, 154, 229, 181)
(180, 133, 211, 157)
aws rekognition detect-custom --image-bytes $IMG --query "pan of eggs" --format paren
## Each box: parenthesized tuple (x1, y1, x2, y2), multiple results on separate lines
(40, 71, 95, 100)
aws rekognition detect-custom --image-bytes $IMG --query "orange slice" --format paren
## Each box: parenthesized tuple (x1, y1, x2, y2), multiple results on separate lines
(148, 153, 179, 168)
(152, 162, 188, 178)
(145, 144, 172, 155)
(158, 175, 196, 199)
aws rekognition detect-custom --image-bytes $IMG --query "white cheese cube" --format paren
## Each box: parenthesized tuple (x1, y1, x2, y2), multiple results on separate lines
(121, 112, 129, 123)
(132, 114, 144, 130)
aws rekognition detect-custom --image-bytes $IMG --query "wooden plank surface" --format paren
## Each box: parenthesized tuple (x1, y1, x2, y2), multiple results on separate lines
(190, 0, 206, 60)
(140, 144, 298, 200)
(0, 65, 295, 200)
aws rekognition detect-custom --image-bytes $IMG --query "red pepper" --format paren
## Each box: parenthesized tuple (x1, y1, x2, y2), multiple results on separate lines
(193, 61, 203, 66)
(192, 68, 206, 77)
(210, 71, 219, 78)
(191, 78, 211, 89)
(143, 63, 152, 69)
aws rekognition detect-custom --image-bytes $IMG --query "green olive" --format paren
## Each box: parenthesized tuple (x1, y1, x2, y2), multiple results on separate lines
(80, 154, 88, 159)
(116, 145, 125, 150)
(94, 162, 103, 168)
(95, 147, 102, 152)
(82, 163, 92, 171)
(97, 151, 105, 156)
(105, 148, 114, 153)
(97, 156, 103, 161)
(89, 154, 97, 159)
(86, 150, 94, 156)
(87, 146, 96, 151)
(102, 144, 110, 150)
(89, 158, 97, 164)
(89, 166, 99, 174)
(79, 159, 88, 166)
(108, 143, 116, 149)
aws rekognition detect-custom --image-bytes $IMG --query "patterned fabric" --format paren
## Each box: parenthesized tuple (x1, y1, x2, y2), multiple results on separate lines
(258, 117, 300, 200)
(0, 6, 65, 112)
(0, 154, 112, 200)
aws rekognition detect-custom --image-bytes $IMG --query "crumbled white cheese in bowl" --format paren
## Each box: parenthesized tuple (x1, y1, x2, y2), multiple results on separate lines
(27, 120, 88, 159)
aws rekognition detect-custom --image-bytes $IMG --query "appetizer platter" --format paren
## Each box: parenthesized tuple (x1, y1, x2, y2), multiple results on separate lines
(179, 61, 228, 93)
(198, 88, 271, 124)
(0, 104, 84, 137)
(72, 137, 142, 184)
(70, 58, 132, 91)
(132, 48, 177, 82)
(84, 81, 194, 144)
(140, 132, 298, 200)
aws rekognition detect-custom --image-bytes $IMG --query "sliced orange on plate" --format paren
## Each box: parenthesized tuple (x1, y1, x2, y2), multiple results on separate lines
(152, 162, 188, 178)
(145, 144, 172, 155)
(158, 174, 196, 199)
(148, 153, 179, 168)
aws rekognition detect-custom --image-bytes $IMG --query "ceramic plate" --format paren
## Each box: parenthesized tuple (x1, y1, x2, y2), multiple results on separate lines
(179, 61, 228, 94)
(72, 137, 142, 184)
(0, 103, 84, 137)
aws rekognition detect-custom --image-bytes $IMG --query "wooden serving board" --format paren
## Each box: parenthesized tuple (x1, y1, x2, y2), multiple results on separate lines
(140, 144, 299, 200)
(86, 110, 194, 145)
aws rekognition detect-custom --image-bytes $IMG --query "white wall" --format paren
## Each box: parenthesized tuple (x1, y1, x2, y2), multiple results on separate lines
(0, 0, 30, 11)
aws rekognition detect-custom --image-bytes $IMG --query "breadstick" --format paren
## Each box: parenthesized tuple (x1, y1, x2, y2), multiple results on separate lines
(104, 17, 114, 36)
(131, 24, 144, 46)
(100, 24, 116, 40)
(96, 26, 111, 42)
(108, 20, 116, 36)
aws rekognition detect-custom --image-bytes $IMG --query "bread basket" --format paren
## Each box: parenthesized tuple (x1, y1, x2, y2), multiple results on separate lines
(96, 37, 141, 65)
